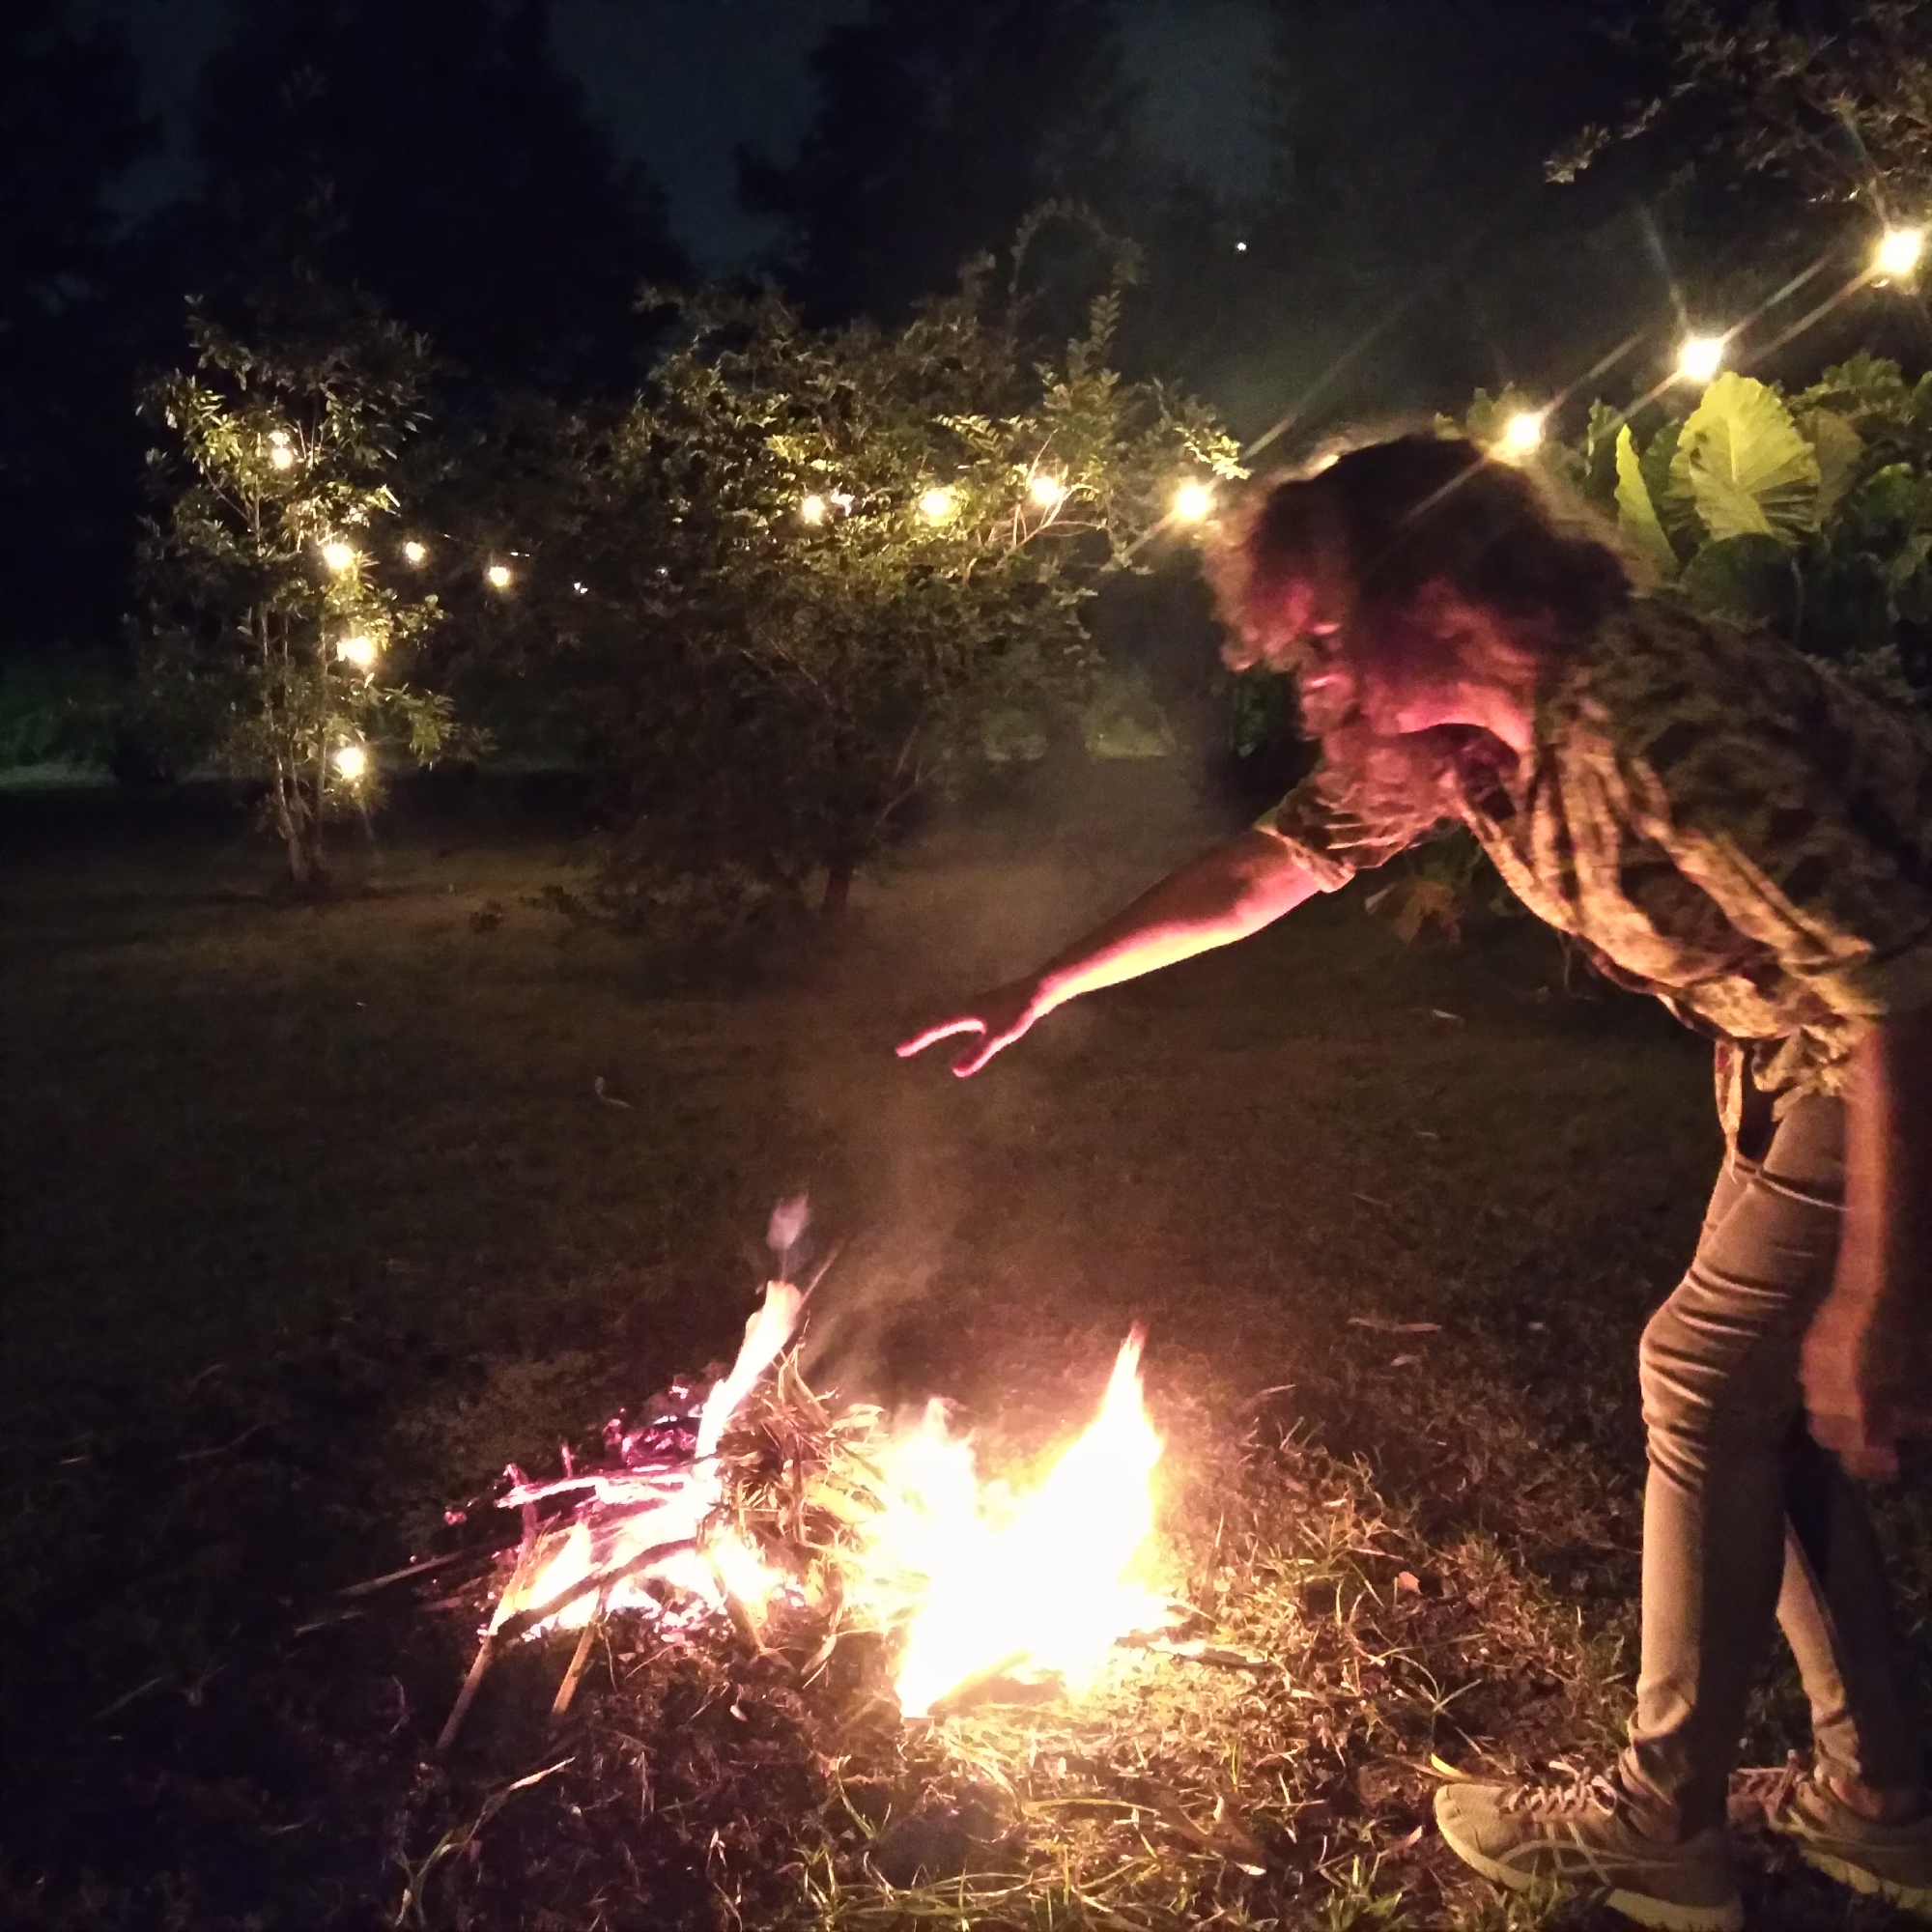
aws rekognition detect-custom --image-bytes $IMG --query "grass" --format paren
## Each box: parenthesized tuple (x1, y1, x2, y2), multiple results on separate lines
(2, 765, 1928, 1929)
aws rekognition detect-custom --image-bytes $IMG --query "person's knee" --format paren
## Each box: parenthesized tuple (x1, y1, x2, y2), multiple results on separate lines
(1638, 1299, 1697, 1435)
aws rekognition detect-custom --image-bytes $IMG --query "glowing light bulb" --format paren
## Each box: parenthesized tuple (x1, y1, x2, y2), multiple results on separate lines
(1675, 334, 1726, 384)
(332, 743, 368, 782)
(1235, 240, 1248, 253)
(1499, 409, 1547, 456)
(800, 494, 827, 524)
(270, 442, 295, 471)
(403, 539, 427, 565)
(485, 562, 512, 589)
(1028, 473, 1067, 508)
(919, 486, 955, 522)
(334, 635, 377, 670)
(321, 539, 356, 573)
(1171, 479, 1213, 523)
(1876, 227, 1924, 278)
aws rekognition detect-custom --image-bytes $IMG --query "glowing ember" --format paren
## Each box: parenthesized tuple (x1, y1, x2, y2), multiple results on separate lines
(859, 1328, 1167, 1715)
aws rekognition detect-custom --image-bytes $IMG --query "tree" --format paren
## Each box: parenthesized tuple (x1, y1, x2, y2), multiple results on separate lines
(524, 237, 1239, 919)
(1553, 0, 1932, 210)
(134, 301, 459, 891)
(183, 0, 686, 397)
(0, 1, 152, 644)
(738, 0, 1135, 326)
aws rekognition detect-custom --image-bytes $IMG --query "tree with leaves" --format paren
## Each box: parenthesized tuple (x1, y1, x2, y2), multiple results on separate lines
(523, 232, 1238, 919)
(135, 303, 459, 892)
(1555, 0, 1932, 209)
(738, 0, 1133, 327)
(183, 0, 685, 398)
(2, 1, 152, 644)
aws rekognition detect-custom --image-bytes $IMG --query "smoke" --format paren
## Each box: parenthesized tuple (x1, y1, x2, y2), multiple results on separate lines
(780, 752, 1230, 1413)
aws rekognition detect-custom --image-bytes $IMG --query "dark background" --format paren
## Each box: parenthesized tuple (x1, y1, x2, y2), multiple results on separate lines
(5, 0, 1822, 661)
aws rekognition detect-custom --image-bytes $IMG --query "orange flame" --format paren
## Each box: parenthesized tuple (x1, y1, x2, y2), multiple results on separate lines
(862, 1329, 1166, 1715)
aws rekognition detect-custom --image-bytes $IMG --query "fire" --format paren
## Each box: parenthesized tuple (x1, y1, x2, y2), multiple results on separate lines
(859, 1329, 1167, 1715)
(489, 1280, 803, 1639)
(457, 1224, 1167, 1740)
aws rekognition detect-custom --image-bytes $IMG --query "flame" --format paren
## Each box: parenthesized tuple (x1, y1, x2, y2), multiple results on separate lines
(492, 1280, 802, 1637)
(862, 1329, 1166, 1716)
(476, 1274, 1166, 1725)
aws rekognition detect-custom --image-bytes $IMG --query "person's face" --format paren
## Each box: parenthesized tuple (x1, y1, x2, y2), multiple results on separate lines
(1226, 573, 1505, 743)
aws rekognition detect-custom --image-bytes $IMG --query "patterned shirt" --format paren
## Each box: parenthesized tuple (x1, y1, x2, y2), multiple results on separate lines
(1257, 598, 1932, 1134)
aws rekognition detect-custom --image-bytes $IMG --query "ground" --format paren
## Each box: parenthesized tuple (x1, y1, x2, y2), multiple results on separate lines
(3, 765, 1928, 1930)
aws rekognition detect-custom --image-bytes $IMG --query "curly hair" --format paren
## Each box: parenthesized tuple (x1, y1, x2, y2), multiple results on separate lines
(1207, 431, 1633, 679)
(1205, 433, 1635, 855)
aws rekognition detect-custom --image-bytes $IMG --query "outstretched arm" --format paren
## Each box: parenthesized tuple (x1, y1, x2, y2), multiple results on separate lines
(1804, 1010, 1932, 1477)
(896, 828, 1321, 1076)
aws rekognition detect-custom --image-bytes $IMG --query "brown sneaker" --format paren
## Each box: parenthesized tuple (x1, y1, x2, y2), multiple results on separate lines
(1435, 1768, 1744, 1930)
(1733, 1755, 1932, 1915)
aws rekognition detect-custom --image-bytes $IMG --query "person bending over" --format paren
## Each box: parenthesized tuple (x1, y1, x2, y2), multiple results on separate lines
(898, 434, 1932, 1931)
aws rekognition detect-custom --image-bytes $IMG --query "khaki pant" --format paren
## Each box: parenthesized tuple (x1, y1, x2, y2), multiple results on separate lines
(1619, 1087, 1922, 1833)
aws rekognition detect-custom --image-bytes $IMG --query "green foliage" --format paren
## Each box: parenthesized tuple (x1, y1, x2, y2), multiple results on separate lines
(134, 304, 462, 890)
(1585, 356, 1932, 696)
(527, 257, 1239, 918)
(1395, 358, 1932, 951)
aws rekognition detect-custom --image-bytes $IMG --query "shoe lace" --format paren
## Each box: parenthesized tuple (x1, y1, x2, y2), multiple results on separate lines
(1731, 1751, 1805, 1818)
(1497, 1761, 1626, 1821)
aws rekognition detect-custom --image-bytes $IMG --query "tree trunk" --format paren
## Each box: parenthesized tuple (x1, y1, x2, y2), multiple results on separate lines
(820, 857, 855, 919)
(270, 763, 328, 896)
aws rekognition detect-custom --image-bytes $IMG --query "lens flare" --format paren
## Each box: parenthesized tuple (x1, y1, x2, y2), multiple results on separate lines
(1498, 410, 1546, 456)
(1675, 334, 1726, 384)
(1172, 479, 1213, 523)
(1877, 228, 1924, 279)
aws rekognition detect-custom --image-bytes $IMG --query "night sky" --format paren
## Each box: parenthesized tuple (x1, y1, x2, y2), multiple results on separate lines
(89, 0, 1276, 270)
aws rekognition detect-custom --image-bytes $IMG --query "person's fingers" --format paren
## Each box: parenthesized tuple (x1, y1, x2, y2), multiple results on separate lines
(1810, 1408, 1901, 1481)
(950, 1015, 1031, 1077)
(895, 1016, 985, 1059)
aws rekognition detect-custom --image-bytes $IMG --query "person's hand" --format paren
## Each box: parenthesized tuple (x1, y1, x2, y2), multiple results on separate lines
(895, 980, 1043, 1077)
(1803, 1293, 1932, 1480)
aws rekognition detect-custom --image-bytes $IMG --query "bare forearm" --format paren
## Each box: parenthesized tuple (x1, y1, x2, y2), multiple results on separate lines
(1031, 830, 1321, 1015)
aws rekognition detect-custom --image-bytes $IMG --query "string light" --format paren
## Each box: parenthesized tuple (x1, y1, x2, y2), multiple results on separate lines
(321, 539, 356, 573)
(1876, 227, 1924, 279)
(1675, 334, 1727, 384)
(1171, 479, 1214, 523)
(1028, 473, 1067, 508)
(334, 635, 377, 670)
(919, 486, 956, 522)
(1498, 409, 1547, 456)
(800, 494, 828, 524)
(332, 743, 369, 782)
(485, 562, 513, 589)
(403, 539, 427, 565)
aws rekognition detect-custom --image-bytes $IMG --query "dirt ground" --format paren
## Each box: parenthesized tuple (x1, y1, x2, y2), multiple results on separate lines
(4, 767, 1928, 1929)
